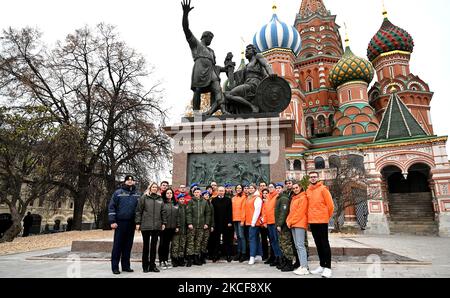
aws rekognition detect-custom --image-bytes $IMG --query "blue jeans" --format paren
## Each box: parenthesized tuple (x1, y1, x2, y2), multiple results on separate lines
(267, 224, 282, 257)
(233, 222, 246, 254)
(249, 226, 263, 257)
(292, 228, 308, 268)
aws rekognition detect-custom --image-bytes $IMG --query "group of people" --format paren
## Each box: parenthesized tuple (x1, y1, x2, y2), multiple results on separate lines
(108, 172, 335, 278)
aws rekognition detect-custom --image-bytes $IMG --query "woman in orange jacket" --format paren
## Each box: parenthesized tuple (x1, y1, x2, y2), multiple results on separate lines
(306, 172, 335, 278)
(286, 183, 309, 275)
(232, 184, 247, 262)
(263, 184, 283, 267)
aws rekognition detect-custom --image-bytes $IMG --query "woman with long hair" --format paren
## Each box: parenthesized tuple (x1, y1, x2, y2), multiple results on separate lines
(243, 184, 264, 265)
(135, 183, 167, 273)
(232, 184, 247, 262)
(158, 188, 178, 270)
(287, 182, 309, 275)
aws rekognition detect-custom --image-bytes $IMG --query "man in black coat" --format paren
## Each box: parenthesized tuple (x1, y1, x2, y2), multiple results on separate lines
(22, 212, 33, 237)
(211, 186, 233, 262)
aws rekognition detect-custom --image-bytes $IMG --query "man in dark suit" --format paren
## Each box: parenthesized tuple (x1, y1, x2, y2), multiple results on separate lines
(211, 186, 233, 262)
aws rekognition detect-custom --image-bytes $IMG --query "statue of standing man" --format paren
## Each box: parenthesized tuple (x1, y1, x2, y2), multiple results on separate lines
(181, 0, 228, 116)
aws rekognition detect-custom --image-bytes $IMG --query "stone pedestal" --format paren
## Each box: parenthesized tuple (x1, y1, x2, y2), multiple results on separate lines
(364, 200, 390, 235)
(164, 116, 295, 187)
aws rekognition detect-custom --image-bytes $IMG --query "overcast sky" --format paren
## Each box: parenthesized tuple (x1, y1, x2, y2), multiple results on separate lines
(2, 0, 449, 163)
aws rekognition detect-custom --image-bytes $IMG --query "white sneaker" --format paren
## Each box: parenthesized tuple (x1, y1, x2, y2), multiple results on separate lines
(321, 268, 332, 278)
(161, 261, 168, 270)
(248, 257, 256, 265)
(294, 267, 310, 276)
(255, 256, 263, 262)
(310, 266, 324, 275)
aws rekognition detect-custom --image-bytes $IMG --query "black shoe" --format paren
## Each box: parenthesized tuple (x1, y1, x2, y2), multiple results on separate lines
(227, 256, 232, 263)
(264, 256, 274, 265)
(179, 257, 186, 267)
(233, 254, 240, 262)
(201, 253, 207, 264)
(112, 269, 121, 275)
(186, 256, 193, 267)
(193, 255, 202, 266)
(212, 256, 219, 263)
(270, 257, 280, 267)
(172, 258, 179, 268)
(122, 268, 134, 273)
(239, 254, 246, 263)
(277, 257, 287, 270)
(281, 260, 295, 272)
(150, 265, 160, 273)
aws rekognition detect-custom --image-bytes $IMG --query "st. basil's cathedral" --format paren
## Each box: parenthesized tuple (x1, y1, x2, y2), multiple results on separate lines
(252, 0, 450, 236)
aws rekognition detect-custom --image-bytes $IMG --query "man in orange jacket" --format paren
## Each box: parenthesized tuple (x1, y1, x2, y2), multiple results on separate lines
(306, 172, 334, 278)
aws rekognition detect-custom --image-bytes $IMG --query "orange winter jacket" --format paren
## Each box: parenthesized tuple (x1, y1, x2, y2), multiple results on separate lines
(286, 192, 308, 229)
(232, 194, 246, 222)
(263, 193, 278, 225)
(244, 196, 263, 227)
(306, 182, 334, 224)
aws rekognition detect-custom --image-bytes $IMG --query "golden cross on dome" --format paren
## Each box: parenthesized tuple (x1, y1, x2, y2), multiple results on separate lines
(344, 22, 350, 48)
(382, 0, 388, 18)
(240, 37, 245, 59)
(272, 1, 277, 13)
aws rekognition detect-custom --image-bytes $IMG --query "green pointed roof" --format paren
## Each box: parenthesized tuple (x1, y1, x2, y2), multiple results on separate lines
(374, 92, 427, 142)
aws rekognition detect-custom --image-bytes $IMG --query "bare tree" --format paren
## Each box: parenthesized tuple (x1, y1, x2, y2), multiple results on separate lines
(325, 159, 378, 233)
(0, 24, 170, 230)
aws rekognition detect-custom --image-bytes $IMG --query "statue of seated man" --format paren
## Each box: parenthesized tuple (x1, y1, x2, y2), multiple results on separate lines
(224, 44, 275, 114)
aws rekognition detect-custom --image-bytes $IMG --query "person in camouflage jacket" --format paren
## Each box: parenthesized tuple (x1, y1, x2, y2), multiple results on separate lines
(185, 188, 212, 267)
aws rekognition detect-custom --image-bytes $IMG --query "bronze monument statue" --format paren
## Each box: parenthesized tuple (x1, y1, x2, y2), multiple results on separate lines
(181, 0, 291, 117)
(181, 0, 228, 116)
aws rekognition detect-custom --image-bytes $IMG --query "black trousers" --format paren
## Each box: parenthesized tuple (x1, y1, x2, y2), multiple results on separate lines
(211, 227, 234, 258)
(260, 227, 269, 259)
(141, 230, 160, 269)
(23, 226, 31, 237)
(158, 228, 176, 262)
(111, 220, 135, 271)
(310, 224, 332, 269)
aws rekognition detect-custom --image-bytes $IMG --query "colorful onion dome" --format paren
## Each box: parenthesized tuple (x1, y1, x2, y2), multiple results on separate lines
(253, 6, 302, 56)
(329, 45, 375, 88)
(367, 15, 414, 62)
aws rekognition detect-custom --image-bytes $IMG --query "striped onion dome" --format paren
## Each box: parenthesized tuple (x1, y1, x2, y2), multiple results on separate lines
(253, 6, 302, 56)
(367, 11, 414, 62)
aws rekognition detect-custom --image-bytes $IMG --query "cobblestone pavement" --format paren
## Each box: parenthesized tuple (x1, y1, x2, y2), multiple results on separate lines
(0, 235, 449, 278)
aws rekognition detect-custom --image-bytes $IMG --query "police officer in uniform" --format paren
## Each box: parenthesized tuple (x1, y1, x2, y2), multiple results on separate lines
(108, 175, 140, 275)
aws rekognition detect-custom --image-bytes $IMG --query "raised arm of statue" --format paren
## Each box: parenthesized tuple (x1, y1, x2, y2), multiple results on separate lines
(181, 0, 195, 42)
(256, 53, 274, 77)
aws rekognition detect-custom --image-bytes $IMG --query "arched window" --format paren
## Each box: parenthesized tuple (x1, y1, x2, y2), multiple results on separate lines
(329, 114, 335, 128)
(318, 115, 326, 128)
(286, 159, 291, 171)
(306, 117, 315, 137)
(329, 155, 341, 168)
(347, 154, 365, 171)
(294, 160, 302, 171)
(306, 78, 313, 92)
(314, 157, 326, 170)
